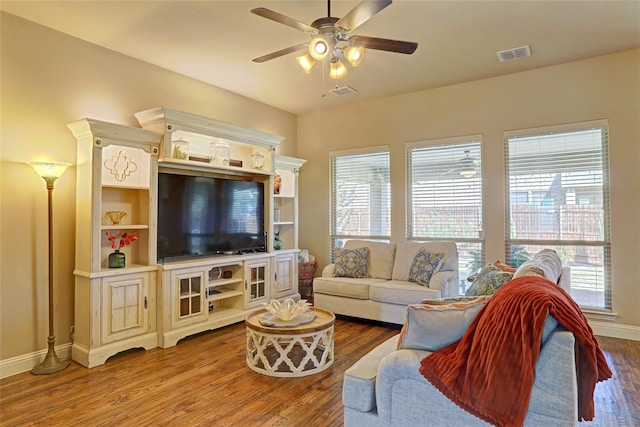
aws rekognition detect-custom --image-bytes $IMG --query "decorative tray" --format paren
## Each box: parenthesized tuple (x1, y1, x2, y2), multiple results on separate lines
(259, 311, 317, 328)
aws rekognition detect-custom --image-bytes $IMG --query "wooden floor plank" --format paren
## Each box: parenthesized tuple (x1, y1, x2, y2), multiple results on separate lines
(0, 319, 637, 426)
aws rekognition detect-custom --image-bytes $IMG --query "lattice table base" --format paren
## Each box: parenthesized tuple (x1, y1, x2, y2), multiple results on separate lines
(245, 308, 335, 377)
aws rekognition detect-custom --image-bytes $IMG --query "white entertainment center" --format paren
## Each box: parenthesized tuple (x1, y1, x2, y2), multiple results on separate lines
(69, 107, 305, 368)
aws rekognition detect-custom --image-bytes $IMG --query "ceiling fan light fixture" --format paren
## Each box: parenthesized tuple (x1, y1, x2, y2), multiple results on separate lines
(460, 166, 477, 179)
(344, 45, 364, 67)
(329, 57, 348, 79)
(296, 53, 316, 73)
(309, 37, 330, 60)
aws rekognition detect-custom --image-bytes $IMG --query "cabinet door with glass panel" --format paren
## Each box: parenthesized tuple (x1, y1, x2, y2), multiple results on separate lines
(244, 258, 270, 308)
(171, 267, 207, 328)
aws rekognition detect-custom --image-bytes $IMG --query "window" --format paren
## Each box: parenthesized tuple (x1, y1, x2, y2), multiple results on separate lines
(406, 137, 483, 294)
(504, 120, 611, 310)
(329, 147, 390, 258)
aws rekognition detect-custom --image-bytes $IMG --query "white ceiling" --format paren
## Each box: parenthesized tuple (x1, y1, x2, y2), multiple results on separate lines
(2, 0, 639, 115)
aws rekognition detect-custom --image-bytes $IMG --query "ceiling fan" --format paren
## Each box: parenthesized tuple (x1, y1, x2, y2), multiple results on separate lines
(251, 0, 418, 79)
(443, 151, 479, 178)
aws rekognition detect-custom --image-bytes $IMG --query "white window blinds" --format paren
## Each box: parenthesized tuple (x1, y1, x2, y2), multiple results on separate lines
(406, 139, 483, 293)
(504, 120, 611, 309)
(330, 148, 390, 255)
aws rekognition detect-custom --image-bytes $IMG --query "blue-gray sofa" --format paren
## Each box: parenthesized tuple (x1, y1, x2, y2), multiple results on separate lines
(343, 324, 577, 426)
(342, 249, 584, 426)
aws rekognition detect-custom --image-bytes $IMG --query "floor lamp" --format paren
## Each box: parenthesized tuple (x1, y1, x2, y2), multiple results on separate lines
(29, 161, 72, 375)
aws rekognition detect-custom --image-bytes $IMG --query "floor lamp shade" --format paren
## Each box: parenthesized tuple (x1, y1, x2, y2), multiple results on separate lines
(29, 161, 71, 374)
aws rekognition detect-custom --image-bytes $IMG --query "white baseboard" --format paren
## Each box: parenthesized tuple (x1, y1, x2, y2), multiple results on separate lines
(589, 321, 640, 341)
(0, 343, 72, 379)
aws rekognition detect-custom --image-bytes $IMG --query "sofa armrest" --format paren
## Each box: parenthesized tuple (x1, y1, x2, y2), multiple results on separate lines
(376, 348, 489, 425)
(343, 336, 399, 412)
(429, 270, 457, 298)
(322, 263, 336, 277)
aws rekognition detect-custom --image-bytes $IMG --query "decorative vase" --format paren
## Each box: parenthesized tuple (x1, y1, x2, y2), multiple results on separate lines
(106, 210, 127, 225)
(210, 139, 230, 166)
(108, 249, 126, 268)
(251, 152, 265, 170)
(171, 138, 190, 160)
(273, 231, 283, 250)
(262, 298, 311, 321)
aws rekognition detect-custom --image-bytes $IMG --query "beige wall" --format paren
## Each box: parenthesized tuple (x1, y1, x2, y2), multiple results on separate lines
(1, 11, 638, 366)
(297, 49, 640, 329)
(0, 13, 297, 360)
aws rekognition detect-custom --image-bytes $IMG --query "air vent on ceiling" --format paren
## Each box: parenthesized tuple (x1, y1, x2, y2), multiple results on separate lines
(496, 45, 532, 62)
(329, 86, 357, 96)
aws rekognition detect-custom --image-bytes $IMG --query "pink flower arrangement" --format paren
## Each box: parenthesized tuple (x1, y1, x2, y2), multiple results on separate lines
(105, 230, 138, 249)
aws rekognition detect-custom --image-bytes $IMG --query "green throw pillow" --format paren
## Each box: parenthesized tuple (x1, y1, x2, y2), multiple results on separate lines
(334, 247, 369, 278)
(408, 248, 445, 287)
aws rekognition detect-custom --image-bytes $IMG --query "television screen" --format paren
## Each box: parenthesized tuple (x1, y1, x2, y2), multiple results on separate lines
(157, 172, 265, 261)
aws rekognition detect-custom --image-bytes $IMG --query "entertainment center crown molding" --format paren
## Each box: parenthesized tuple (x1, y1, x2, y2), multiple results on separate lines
(68, 107, 305, 368)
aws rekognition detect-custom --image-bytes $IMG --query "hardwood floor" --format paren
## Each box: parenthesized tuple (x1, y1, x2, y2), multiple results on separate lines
(578, 335, 640, 427)
(0, 319, 638, 426)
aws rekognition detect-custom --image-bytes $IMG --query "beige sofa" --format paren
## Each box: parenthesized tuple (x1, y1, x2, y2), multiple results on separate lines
(314, 240, 459, 325)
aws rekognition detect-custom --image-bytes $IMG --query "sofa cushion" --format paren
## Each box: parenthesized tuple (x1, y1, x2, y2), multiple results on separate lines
(344, 240, 396, 279)
(407, 248, 445, 286)
(465, 264, 513, 296)
(514, 249, 563, 283)
(370, 281, 442, 305)
(314, 277, 386, 299)
(392, 241, 457, 281)
(334, 246, 369, 278)
(397, 296, 490, 351)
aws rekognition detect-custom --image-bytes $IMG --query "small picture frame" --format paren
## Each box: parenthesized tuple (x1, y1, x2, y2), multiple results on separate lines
(274, 175, 281, 195)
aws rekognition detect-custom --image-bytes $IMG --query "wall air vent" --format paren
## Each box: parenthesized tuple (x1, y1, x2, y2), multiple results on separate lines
(496, 45, 532, 62)
(329, 86, 357, 96)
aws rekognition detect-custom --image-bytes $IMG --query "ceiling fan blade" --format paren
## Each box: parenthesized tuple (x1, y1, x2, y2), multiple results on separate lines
(251, 7, 316, 34)
(252, 43, 309, 63)
(335, 0, 392, 32)
(350, 35, 418, 54)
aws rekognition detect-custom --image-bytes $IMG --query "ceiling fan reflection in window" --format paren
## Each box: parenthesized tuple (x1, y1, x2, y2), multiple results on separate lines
(443, 151, 480, 179)
(251, 0, 418, 79)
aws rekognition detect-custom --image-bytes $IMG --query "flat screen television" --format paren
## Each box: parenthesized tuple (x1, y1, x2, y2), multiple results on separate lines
(157, 172, 265, 261)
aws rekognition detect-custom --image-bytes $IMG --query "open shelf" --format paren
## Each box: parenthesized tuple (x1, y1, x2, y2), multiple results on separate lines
(101, 224, 149, 231)
(158, 158, 274, 177)
(208, 277, 243, 288)
(208, 289, 243, 302)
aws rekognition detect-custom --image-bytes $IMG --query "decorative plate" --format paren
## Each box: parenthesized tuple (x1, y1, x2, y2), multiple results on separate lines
(209, 267, 221, 280)
(259, 311, 317, 328)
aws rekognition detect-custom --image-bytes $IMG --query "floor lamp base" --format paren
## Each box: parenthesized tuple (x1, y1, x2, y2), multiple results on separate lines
(31, 336, 70, 375)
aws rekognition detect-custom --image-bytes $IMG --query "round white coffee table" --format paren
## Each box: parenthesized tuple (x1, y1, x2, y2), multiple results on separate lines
(245, 307, 335, 377)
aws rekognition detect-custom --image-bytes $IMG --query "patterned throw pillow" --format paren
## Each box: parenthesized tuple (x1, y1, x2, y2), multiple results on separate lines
(465, 264, 514, 296)
(407, 248, 445, 287)
(334, 247, 369, 278)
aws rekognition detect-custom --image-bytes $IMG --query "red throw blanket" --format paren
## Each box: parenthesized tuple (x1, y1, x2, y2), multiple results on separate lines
(419, 276, 612, 426)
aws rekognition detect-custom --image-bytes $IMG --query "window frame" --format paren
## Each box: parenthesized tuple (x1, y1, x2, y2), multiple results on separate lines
(329, 146, 391, 260)
(504, 119, 612, 310)
(405, 135, 485, 294)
